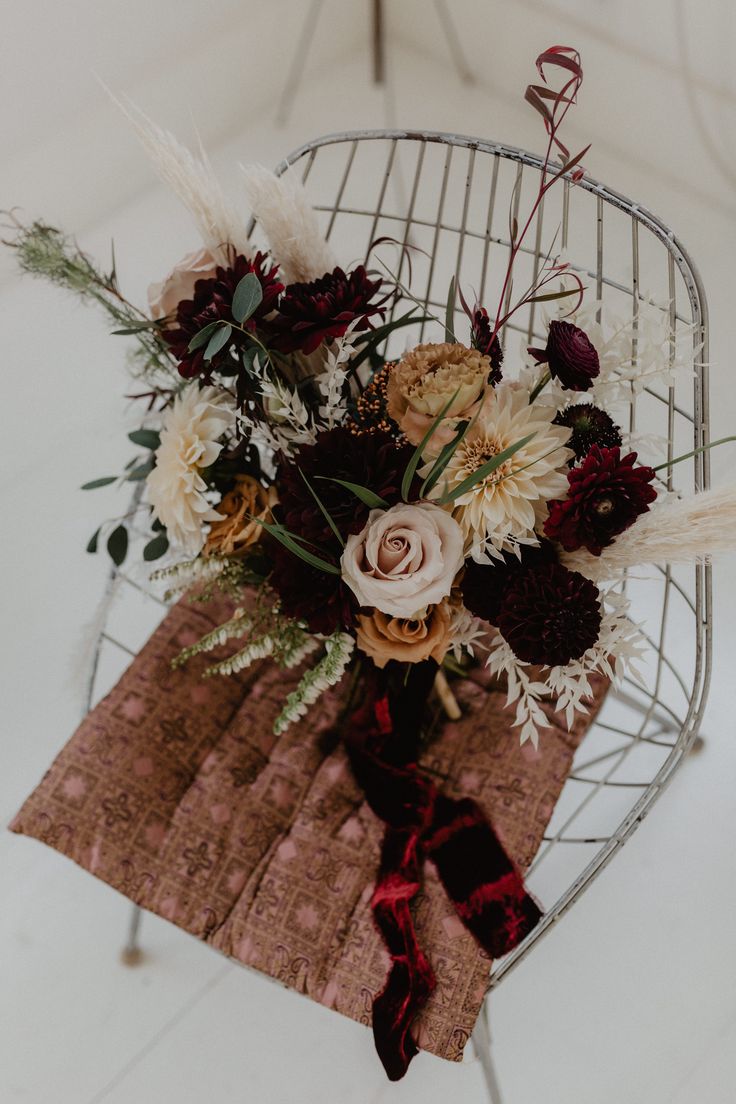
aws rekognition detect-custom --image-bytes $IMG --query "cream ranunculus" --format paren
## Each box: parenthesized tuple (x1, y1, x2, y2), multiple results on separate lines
(147, 247, 218, 320)
(386, 342, 491, 455)
(146, 385, 235, 554)
(340, 501, 464, 618)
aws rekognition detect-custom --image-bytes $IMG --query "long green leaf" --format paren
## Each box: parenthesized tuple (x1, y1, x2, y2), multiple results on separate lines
(232, 273, 263, 324)
(127, 458, 155, 481)
(436, 432, 537, 504)
(419, 419, 470, 498)
(299, 470, 345, 546)
(315, 477, 388, 510)
(444, 276, 456, 342)
(255, 518, 341, 575)
(401, 389, 460, 502)
(349, 310, 429, 371)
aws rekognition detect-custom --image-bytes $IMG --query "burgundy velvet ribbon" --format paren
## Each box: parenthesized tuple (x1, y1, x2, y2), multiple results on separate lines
(343, 662, 542, 1081)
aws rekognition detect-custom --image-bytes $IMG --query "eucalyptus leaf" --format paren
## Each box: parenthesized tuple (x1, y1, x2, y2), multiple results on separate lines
(86, 527, 100, 554)
(127, 458, 155, 481)
(231, 273, 263, 324)
(187, 320, 221, 353)
(128, 428, 161, 450)
(81, 476, 117, 490)
(106, 524, 128, 567)
(111, 319, 162, 335)
(435, 432, 536, 504)
(143, 534, 170, 561)
(204, 323, 233, 361)
(315, 477, 388, 510)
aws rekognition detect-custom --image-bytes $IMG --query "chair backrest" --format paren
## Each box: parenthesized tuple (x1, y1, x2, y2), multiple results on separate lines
(265, 129, 713, 986)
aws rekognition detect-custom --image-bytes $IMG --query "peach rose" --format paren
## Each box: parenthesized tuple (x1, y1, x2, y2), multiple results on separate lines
(356, 601, 452, 668)
(386, 342, 492, 455)
(204, 475, 277, 557)
(147, 247, 218, 320)
(340, 501, 464, 618)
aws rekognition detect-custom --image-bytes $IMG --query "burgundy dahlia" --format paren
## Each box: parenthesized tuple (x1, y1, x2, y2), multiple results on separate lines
(529, 320, 600, 391)
(497, 563, 602, 666)
(269, 545, 354, 635)
(460, 540, 558, 624)
(544, 445, 657, 556)
(470, 307, 503, 385)
(553, 403, 622, 461)
(277, 426, 415, 546)
(269, 265, 387, 355)
(163, 252, 283, 380)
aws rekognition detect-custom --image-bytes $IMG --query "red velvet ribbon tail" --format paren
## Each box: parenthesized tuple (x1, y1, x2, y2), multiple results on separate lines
(370, 826, 436, 1081)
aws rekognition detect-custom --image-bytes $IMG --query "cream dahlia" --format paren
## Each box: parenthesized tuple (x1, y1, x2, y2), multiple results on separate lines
(426, 383, 572, 560)
(147, 385, 235, 553)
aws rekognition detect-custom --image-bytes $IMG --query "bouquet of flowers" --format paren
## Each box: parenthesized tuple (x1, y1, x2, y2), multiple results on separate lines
(8, 46, 733, 1079)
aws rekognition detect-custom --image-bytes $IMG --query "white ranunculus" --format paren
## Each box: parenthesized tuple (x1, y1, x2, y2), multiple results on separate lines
(340, 501, 464, 618)
(146, 385, 235, 554)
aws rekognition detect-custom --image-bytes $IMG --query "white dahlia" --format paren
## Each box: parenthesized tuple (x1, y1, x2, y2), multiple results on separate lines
(426, 383, 572, 560)
(147, 385, 235, 553)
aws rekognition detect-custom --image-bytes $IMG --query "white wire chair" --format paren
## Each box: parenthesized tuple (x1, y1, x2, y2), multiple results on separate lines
(88, 130, 711, 1097)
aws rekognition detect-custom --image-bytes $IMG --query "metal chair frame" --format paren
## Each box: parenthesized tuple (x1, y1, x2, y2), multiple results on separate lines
(87, 130, 711, 1100)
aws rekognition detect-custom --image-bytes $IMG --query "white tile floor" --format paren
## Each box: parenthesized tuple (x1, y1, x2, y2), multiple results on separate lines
(2, 12, 736, 1103)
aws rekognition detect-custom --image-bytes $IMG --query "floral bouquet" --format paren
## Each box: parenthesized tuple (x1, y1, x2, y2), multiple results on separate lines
(8, 47, 733, 1080)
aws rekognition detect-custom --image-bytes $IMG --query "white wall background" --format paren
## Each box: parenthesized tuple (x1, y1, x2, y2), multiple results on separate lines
(1, 2, 735, 1103)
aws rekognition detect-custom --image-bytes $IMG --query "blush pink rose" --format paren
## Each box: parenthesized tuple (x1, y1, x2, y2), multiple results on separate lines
(147, 247, 218, 320)
(340, 501, 464, 618)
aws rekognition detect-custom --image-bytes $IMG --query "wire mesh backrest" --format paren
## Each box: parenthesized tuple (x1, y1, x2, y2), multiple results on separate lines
(266, 130, 713, 986)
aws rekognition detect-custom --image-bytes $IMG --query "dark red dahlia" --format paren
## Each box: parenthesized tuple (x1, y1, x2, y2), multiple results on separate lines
(497, 563, 602, 666)
(277, 426, 415, 546)
(544, 446, 657, 556)
(269, 545, 355, 635)
(470, 307, 503, 385)
(553, 403, 622, 461)
(163, 252, 283, 380)
(269, 265, 387, 355)
(529, 320, 600, 391)
(460, 539, 558, 624)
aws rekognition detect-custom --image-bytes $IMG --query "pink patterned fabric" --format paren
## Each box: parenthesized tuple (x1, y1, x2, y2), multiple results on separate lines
(11, 595, 607, 1061)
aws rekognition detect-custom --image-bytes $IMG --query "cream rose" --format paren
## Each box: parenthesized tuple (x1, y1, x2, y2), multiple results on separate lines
(147, 247, 218, 320)
(386, 342, 492, 455)
(340, 502, 464, 618)
(356, 601, 452, 668)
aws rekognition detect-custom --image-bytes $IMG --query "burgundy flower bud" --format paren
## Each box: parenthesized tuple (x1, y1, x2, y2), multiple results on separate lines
(544, 445, 657, 556)
(470, 307, 503, 385)
(552, 403, 622, 461)
(529, 320, 600, 391)
(497, 562, 602, 666)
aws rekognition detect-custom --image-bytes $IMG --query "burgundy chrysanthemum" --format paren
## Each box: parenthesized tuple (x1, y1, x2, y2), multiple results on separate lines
(497, 562, 602, 666)
(460, 539, 558, 624)
(553, 403, 622, 461)
(269, 265, 387, 355)
(269, 546, 355, 635)
(544, 445, 657, 556)
(529, 319, 600, 391)
(470, 307, 503, 385)
(163, 252, 283, 380)
(277, 426, 415, 546)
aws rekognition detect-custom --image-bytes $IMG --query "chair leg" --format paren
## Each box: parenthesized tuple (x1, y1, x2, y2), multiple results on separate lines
(120, 904, 144, 967)
(472, 1002, 504, 1104)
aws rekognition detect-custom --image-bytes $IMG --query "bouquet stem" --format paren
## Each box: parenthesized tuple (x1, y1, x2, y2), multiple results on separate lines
(434, 669, 461, 720)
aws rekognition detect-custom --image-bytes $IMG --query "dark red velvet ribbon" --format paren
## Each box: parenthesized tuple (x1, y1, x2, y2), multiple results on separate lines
(343, 661, 542, 1081)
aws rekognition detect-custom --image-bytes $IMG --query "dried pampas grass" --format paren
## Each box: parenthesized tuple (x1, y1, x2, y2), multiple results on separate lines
(240, 163, 337, 284)
(562, 484, 736, 581)
(113, 97, 252, 263)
